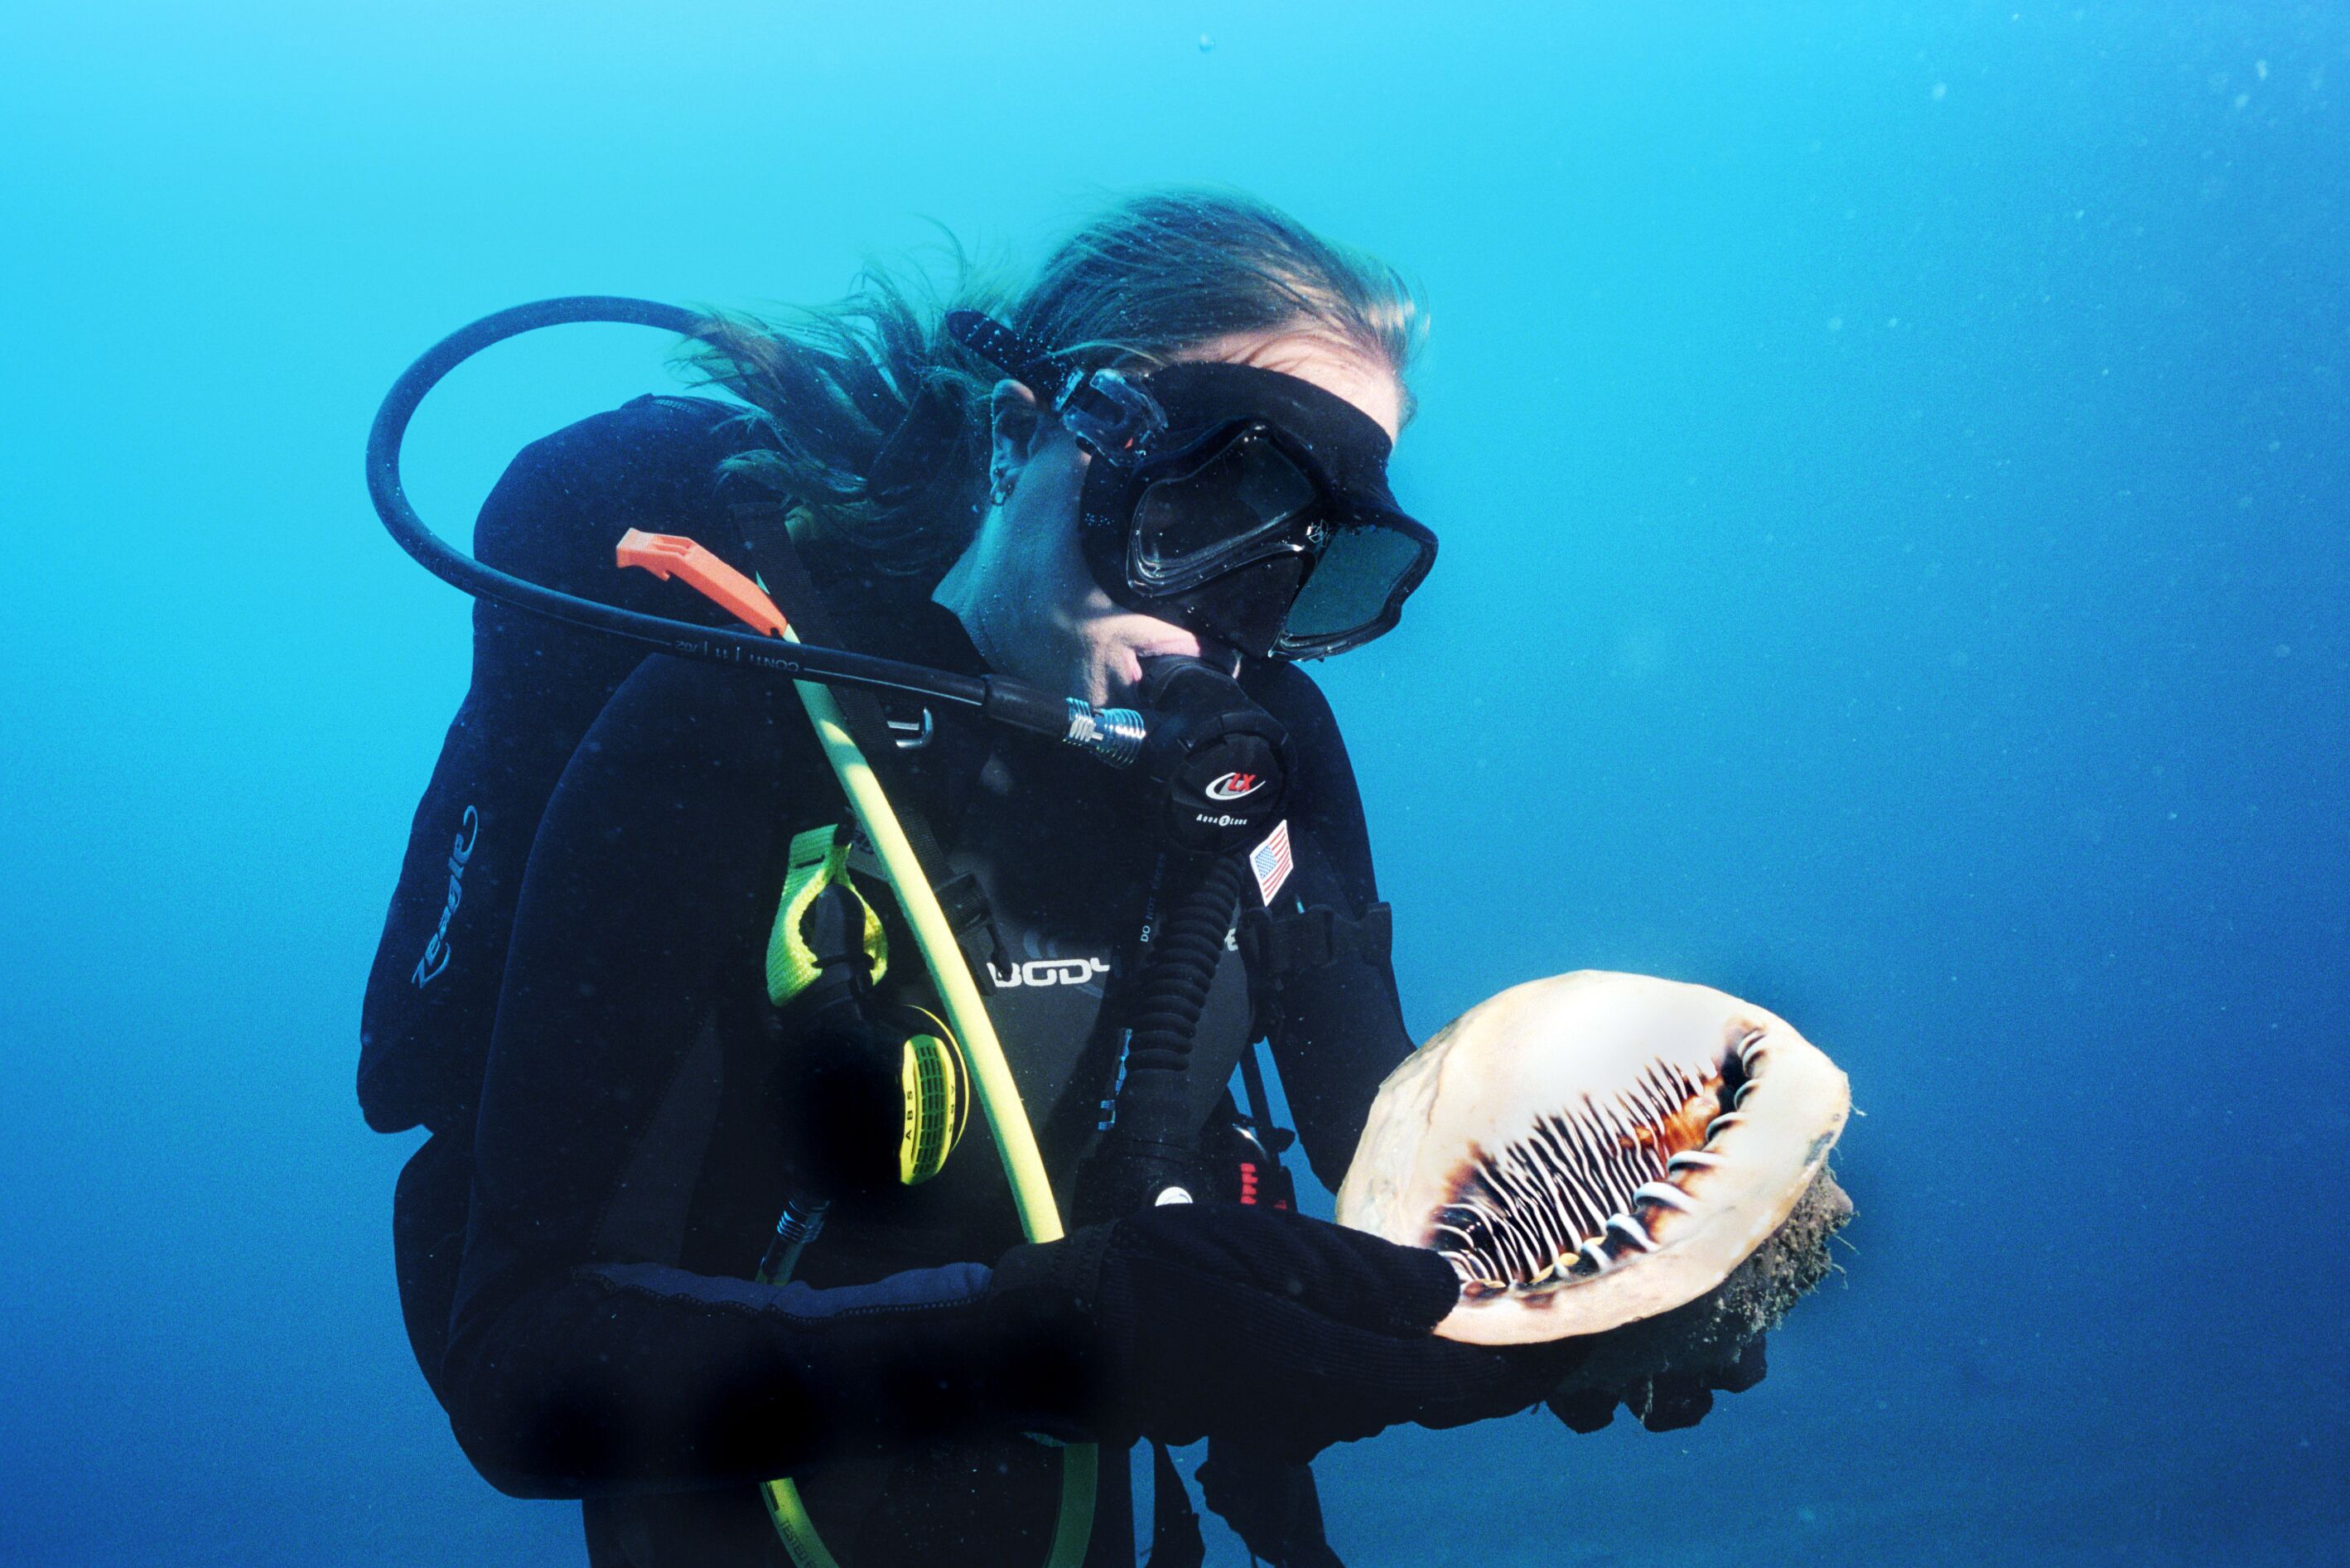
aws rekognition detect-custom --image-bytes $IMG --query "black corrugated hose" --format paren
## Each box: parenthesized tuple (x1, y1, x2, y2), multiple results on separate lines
(1077, 852, 1249, 1223)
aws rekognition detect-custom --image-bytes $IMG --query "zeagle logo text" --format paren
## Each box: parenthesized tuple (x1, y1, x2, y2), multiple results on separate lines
(1204, 771, 1264, 802)
(413, 805, 480, 987)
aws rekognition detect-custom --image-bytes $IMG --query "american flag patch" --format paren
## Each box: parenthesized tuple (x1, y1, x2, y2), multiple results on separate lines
(1248, 820, 1294, 906)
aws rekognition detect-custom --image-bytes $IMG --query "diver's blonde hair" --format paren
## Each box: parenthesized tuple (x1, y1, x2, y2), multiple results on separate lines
(692, 189, 1423, 581)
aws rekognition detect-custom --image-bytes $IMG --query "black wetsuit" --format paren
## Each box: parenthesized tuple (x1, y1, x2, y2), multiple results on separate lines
(361, 396, 1416, 1566)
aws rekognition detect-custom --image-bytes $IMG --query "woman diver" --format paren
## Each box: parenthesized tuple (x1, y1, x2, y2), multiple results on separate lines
(361, 190, 1736, 1568)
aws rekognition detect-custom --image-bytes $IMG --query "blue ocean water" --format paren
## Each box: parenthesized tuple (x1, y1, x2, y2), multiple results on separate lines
(2, 3, 2343, 1564)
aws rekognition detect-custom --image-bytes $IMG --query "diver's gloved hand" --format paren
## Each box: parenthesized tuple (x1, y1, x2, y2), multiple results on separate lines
(1546, 1334, 1769, 1434)
(987, 1201, 1582, 1460)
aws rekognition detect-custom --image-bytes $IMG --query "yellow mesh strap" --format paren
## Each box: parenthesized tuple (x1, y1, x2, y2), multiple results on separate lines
(765, 824, 886, 1006)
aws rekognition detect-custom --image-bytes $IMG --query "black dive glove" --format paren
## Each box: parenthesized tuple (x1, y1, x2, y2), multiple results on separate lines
(1545, 1334, 1769, 1434)
(987, 1201, 1584, 1461)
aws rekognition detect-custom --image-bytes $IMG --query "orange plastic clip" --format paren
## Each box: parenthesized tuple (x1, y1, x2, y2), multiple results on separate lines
(615, 529, 789, 638)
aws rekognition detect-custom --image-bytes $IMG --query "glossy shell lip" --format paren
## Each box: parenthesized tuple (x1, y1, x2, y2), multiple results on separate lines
(1334, 971, 1851, 1345)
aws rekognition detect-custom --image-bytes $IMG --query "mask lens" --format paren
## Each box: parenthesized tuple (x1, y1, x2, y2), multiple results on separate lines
(1129, 427, 1320, 591)
(1278, 520, 1433, 651)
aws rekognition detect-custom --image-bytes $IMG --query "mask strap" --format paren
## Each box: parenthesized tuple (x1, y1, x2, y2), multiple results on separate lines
(946, 310, 1067, 399)
(946, 310, 1168, 465)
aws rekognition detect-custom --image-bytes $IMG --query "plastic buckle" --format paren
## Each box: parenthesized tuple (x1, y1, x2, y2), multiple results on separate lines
(1058, 367, 1166, 465)
(934, 873, 1002, 993)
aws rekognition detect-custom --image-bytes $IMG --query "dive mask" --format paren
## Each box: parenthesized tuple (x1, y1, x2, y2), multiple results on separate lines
(948, 311, 1437, 660)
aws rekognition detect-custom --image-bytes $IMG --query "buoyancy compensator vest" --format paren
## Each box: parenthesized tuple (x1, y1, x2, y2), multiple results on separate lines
(360, 395, 765, 1136)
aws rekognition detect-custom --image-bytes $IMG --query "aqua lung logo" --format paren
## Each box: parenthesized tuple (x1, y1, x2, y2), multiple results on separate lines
(413, 805, 480, 987)
(1204, 770, 1265, 802)
(988, 956, 1110, 989)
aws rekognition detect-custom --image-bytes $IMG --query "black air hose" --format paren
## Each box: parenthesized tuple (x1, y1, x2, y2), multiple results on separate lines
(1078, 852, 1249, 1221)
(1127, 853, 1247, 1076)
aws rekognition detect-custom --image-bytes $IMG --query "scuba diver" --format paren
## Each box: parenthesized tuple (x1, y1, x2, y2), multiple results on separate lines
(360, 190, 1754, 1568)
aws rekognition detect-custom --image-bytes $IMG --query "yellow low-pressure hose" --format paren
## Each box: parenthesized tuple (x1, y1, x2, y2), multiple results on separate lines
(609, 533, 1097, 1567)
(765, 659, 1097, 1568)
(788, 670, 1069, 1242)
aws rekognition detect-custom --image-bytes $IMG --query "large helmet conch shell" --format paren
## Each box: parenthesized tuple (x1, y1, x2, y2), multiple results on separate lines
(1336, 971, 1851, 1345)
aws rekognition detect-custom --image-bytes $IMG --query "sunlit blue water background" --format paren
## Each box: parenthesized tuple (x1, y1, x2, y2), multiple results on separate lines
(3, 5, 2343, 1564)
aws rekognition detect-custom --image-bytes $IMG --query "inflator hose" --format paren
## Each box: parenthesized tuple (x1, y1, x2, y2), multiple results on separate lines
(1079, 853, 1249, 1222)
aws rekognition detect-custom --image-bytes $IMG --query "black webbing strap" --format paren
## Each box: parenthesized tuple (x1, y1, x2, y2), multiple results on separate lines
(1236, 901, 1393, 981)
(1146, 1441, 1206, 1568)
(726, 499, 1000, 986)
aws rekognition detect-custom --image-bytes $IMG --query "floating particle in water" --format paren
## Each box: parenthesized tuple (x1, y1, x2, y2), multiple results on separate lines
(1931, 82, 1947, 100)
(1199, 33, 1215, 53)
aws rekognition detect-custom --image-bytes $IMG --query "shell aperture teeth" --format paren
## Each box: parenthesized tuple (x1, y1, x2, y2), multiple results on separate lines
(1425, 1053, 1727, 1292)
(1605, 1213, 1658, 1252)
(1633, 1180, 1696, 1213)
(1666, 1150, 1726, 1172)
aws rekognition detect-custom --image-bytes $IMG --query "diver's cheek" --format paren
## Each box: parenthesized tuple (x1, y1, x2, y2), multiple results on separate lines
(1106, 649, 1141, 707)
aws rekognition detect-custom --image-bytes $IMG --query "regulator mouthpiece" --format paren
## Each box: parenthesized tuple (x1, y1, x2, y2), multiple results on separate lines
(1133, 657, 1290, 854)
